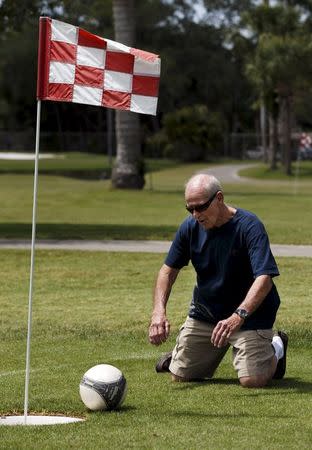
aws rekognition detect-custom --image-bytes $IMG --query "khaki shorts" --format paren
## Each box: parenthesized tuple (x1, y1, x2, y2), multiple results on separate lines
(169, 317, 274, 379)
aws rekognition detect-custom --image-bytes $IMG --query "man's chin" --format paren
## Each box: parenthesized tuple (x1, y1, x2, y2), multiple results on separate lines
(198, 220, 217, 230)
(199, 221, 211, 229)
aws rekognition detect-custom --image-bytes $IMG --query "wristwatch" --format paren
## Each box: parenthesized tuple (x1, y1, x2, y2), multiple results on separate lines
(234, 308, 249, 320)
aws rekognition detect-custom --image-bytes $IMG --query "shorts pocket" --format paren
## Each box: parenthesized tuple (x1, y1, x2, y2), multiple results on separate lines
(256, 329, 273, 341)
(172, 324, 185, 360)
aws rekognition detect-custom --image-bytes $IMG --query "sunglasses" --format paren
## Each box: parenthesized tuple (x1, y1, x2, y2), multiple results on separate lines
(185, 191, 218, 214)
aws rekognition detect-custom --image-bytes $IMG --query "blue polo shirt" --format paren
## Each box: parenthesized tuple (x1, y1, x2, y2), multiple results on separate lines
(165, 208, 280, 330)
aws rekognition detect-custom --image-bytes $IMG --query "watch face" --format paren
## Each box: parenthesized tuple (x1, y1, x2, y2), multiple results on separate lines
(236, 309, 248, 319)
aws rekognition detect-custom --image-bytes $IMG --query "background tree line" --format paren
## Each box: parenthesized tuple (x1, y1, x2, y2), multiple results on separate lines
(1, 0, 312, 186)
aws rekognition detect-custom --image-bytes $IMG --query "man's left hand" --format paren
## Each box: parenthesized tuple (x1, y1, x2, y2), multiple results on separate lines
(211, 314, 244, 347)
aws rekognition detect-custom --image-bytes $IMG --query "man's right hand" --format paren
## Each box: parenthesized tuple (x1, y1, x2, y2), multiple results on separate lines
(149, 313, 170, 345)
(149, 264, 178, 345)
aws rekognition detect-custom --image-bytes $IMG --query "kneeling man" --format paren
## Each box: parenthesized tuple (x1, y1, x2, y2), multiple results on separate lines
(149, 174, 287, 387)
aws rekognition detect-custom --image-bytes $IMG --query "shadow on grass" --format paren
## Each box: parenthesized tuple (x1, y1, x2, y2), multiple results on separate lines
(0, 169, 111, 180)
(0, 223, 177, 241)
(258, 377, 312, 394)
(172, 377, 312, 394)
(172, 378, 239, 391)
(99, 405, 138, 414)
(170, 410, 294, 419)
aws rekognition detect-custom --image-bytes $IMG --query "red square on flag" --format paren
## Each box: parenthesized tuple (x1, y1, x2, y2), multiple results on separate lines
(105, 51, 134, 74)
(48, 83, 73, 101)
(50, 41, 76, 64)
(78, 28, 107, 49)
(132, 75, 159, 97)
(102, 90, 131, 110)
(75, 65, 104, 88)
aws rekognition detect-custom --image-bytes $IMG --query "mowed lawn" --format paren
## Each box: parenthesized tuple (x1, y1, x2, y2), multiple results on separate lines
(0, 160, 311, 448)
(0, 160, 312, 243)
(0, 251, 311, 449)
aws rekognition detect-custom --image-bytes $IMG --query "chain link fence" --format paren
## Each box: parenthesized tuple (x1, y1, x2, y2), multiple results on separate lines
(1, 130, 273, 160)
(0, 130, 111, 154)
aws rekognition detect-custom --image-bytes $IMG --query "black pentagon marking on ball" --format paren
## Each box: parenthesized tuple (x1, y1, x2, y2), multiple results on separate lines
(81, 375, 127, 410)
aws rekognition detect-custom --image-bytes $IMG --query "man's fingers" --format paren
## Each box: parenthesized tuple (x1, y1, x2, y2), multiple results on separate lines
(211, 322, 223, 342)
(211, 321, 231, 347)
(149, 321, 170, 345)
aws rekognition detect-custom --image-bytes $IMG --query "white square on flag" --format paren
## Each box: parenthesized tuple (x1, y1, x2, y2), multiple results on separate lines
(105, 39, 130, 53)
(51, 20, 77, 45)
(133, 58, 161, 76)
(104, 71, 132, 93)
(130, 95, 158, 115)
(77, 46, 106, 69)
(73, 85, 102, 106)
(49, 61, 75, 84)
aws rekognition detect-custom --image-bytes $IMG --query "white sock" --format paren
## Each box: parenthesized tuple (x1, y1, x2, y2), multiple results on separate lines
(272, 335, 284, 361)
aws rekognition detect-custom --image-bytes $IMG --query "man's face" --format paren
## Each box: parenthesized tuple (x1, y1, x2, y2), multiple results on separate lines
(185, 185, 221, 229)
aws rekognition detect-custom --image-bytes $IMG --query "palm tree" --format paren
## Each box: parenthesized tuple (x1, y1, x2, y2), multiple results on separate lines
(111, 0, 144, 189)
(244, 3, 312, 175)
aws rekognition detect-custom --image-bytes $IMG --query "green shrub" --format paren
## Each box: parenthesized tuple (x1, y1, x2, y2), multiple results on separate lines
(145, 129, 170, 158)
(145, 105, 224, 161)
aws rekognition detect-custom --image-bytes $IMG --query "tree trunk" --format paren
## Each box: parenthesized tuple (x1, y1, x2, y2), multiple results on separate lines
(111, 0, 145, 189)
(279, 94, 292, 175)
(260, 104, 268, 163)
(285, 95, 292, 175)
(268, 113, 278, 170)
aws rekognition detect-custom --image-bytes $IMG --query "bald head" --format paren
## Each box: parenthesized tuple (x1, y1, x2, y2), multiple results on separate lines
(185, 174, 222, 199)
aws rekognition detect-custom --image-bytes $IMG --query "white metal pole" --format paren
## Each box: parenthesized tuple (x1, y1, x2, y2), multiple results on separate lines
(24, 99, 41, 424)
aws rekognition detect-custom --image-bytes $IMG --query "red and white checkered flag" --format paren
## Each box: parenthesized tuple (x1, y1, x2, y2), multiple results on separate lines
(37, 17, 161, 115)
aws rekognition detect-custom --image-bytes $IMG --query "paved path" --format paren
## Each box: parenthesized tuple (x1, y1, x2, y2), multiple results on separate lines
(0, 239, 311, 257)
(0, 152, 62, 160)
(0, 163, 310, 257)
(198, 163, 300, 186)
(198, 163, 256, 183)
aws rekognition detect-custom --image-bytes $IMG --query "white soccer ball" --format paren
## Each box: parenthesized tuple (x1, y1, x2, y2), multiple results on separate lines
(79, 364, 127, 411)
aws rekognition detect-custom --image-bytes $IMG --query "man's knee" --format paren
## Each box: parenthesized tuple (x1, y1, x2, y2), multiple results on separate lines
(239, 375, 270, 388)
(171, 373, 205, 382)
(171, 373, 191, 382)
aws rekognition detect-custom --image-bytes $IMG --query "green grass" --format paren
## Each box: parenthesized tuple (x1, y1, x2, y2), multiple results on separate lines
(1, 155, 312, 243)
(239, 160, 312, 180)
(0, 162, 312, 243)
(0, 152, 179, 177)
(0, 251, 311, 449)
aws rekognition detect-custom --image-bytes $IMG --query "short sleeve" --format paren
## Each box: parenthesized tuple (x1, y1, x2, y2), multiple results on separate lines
(245, 219, 279, 278)
(165, 222, 191, 269)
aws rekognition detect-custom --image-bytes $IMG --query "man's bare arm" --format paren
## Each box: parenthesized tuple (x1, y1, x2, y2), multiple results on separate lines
(149, 264, 180, 345)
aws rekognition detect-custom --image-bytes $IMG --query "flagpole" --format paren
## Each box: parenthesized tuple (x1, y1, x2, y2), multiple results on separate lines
(24, 99, 41, 424)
